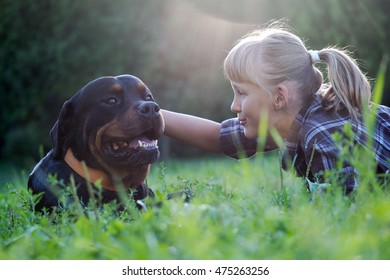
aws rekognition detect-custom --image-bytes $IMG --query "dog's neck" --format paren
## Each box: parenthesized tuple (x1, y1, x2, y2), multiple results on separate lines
(64, 148, 116, 191)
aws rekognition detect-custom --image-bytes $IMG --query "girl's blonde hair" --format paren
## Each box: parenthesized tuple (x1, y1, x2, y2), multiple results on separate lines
(223, 25, 371, 120)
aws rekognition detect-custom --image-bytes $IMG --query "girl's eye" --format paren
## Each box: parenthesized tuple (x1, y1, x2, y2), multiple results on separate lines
(105, 97, 118, 105)
(235, 89, 245, 97)
(233, 86, 245, 96)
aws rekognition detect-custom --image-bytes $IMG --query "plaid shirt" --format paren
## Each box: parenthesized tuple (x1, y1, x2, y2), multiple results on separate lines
(220, 94, 390, 193)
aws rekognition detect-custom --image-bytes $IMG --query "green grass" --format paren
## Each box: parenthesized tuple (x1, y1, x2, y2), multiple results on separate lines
(0, 152, 389, 260)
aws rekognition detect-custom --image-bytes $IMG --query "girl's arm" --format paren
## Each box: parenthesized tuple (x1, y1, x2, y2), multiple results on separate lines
(161, 109, 222, 153)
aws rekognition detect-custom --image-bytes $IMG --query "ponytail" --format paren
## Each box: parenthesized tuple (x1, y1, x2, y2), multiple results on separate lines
(317, 48, 371, 120)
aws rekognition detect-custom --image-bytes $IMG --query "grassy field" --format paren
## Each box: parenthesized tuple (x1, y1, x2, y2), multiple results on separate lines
(0, 152, 389, 260)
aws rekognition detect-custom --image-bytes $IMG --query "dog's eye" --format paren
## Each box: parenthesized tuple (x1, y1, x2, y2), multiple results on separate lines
(145, 94, 153, 101)
(104, 97, 118, 105)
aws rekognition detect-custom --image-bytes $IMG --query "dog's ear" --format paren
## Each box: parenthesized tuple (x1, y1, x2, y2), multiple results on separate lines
(50, 99, 75, 160)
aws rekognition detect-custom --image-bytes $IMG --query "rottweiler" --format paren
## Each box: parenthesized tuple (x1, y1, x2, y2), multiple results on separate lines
(28, 75, 164, 211)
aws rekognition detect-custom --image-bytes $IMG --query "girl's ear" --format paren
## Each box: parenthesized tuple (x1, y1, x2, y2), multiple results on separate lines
(273, 84, 289, 110)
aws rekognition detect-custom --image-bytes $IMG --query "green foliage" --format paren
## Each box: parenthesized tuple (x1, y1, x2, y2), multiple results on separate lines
(1, 154, 389, 260)
(1, 1, 388, 260)
(1, 0, 389, 162)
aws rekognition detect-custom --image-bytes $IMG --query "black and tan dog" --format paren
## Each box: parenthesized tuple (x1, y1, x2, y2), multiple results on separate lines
(28, 75, 164, 211)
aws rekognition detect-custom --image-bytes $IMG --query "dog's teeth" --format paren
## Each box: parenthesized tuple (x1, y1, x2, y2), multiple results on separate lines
(143, 142, 156, 148)
(134, 140, 157, 148)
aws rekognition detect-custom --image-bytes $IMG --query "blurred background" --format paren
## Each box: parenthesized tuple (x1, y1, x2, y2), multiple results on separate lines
(1, 0, 389, 168)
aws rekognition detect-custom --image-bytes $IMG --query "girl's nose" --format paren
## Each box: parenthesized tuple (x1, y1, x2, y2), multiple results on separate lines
(230, 96, 241, 113)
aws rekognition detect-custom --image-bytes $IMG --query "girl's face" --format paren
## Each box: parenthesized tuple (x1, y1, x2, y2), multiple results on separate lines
(230, 81, 273, 139)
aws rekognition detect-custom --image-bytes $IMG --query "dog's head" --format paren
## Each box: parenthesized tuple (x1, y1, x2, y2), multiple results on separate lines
(51, 75, 164, 179)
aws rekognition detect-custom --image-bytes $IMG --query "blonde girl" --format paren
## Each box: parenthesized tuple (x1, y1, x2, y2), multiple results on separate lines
(162, 24, 390, 193)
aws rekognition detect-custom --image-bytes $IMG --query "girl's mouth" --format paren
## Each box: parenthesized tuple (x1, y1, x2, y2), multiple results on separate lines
(239, 119, 247, 126)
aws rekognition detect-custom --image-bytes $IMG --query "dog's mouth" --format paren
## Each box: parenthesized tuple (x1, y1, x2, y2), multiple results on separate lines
(109, 137, 157, 153)
(102, 132, 160, 166)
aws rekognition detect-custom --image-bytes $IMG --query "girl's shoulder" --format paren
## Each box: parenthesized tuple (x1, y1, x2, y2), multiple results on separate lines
(298, 93, 344, 127)
(297, 94, 354, 147)
(376, 104, 390, 119)
(374, 104, 390, 138)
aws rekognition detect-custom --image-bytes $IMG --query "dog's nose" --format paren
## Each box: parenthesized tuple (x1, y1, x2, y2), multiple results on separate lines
(137, 101, 160, 119)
